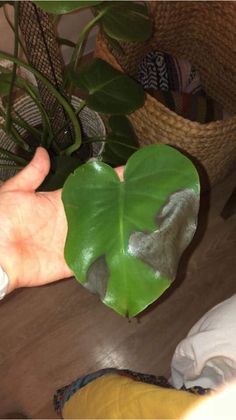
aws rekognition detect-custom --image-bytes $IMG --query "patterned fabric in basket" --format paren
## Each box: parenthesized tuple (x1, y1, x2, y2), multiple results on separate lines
(138, 51, 223, 123)
(138, 51, 202, 95)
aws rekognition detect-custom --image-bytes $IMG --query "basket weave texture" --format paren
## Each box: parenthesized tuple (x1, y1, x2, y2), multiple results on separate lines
(95, 1, 236, 187)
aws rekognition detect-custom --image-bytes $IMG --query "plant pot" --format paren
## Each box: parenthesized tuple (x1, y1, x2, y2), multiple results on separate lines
(0, 95, 105, 183)
(95, 1, 236, 189)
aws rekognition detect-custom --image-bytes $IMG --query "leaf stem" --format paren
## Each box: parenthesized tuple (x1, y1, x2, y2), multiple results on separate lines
(13, 111, 42, 141)
(0, 120, 29, 150)
(65, 10, 106, 96)
(17, 79, 52, 148)
(5, 1, 19, 133)
(57, 100, 86, 156)
(0, 145, 28, 165)
(0, 51, 82, 152)
(70, 11, 105, 71)
(55, 99, 85, 140)
(83, 137, 139, 151)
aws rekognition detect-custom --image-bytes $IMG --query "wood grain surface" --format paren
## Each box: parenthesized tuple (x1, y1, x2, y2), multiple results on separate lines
(0, 170, 236, 418)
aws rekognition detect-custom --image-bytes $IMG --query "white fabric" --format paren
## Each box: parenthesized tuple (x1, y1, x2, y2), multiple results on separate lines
(171, 294, 236, 390)
(0, 265, 9, 300)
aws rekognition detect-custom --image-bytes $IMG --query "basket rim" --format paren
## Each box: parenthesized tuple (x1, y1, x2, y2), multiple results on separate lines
(96, 32, 236, 129)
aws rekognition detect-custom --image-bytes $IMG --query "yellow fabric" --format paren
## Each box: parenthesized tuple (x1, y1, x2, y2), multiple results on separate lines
(63, 374, 205, 419)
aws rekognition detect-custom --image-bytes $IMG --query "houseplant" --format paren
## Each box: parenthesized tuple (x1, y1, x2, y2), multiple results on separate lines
(0, 0, 151, 187)
(0, 1, 201, 317)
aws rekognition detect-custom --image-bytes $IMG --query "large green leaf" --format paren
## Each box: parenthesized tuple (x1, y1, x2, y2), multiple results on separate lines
(62, 144, 200, 317)
(102, 116, 139, 166)
(98, 2, 152, 42)
(33, 1, 102, 14)
(68, 58, 145, 114)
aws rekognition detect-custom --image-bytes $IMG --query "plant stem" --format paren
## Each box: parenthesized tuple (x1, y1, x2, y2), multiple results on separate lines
(0, 111, 30, 150)
(18, 80, 52, 148)
(0, 145, 28, 165)
(52, 101, 86, 156)
(56, 37, 76, 49)
(52, 99, 86, 145)
(0, 51, 82, 153)
(83, 137, 139, 151)
(65, 10, 106, 95)
(0, 124, 29, 150)
(1, 101, 37, 149)
(71, 11, 105, 70)
(14, 111, 42, 141)
(5, 1, 19, 133)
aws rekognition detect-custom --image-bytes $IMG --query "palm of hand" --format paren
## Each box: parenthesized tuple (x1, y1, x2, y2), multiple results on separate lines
(0, 148, 72, 292)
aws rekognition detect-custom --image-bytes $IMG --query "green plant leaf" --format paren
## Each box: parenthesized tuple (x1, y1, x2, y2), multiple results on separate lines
(98, 2, 152, 42)
(68, 58, 145, 114)
(62, 144, 200, 317)
(102, 116, 139, 166)
(33, 1, 102, 14)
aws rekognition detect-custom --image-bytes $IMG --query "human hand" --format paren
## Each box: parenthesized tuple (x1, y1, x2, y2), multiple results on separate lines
(0, 147, 73, 294)
(0, 148, 124, 295)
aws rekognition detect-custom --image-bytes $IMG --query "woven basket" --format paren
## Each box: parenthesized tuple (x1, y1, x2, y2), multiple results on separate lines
(95, 1, 236, 188)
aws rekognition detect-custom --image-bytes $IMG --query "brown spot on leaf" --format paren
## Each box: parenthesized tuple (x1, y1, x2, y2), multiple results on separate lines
(84, 255, 109, 299)
(128, 189, 199, 281)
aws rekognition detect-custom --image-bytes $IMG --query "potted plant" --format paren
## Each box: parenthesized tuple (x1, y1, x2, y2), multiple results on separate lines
(0, 0, 151, 188)
(0, 1, 201, 317)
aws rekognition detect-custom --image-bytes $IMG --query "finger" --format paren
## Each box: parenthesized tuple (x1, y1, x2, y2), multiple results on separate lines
(1, 147, 50, 192)
(115, 166, 124, 181)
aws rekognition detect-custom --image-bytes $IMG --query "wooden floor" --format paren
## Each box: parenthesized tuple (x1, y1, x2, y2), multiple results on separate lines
(0, 170, 236, 419)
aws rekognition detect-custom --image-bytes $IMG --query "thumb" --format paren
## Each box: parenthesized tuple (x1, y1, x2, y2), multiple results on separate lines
(1, 147, 50, 192)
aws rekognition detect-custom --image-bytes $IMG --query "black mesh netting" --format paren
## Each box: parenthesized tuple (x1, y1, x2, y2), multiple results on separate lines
(18, 1, 74, 146)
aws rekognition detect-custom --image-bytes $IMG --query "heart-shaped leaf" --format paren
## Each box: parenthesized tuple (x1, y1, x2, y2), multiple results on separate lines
(68, 58, 145, 115)
(33, 1, 102, 14)
(98, 2, 152, 42)
(102, 116, 139, 166)
(62, 144, 200, 317)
